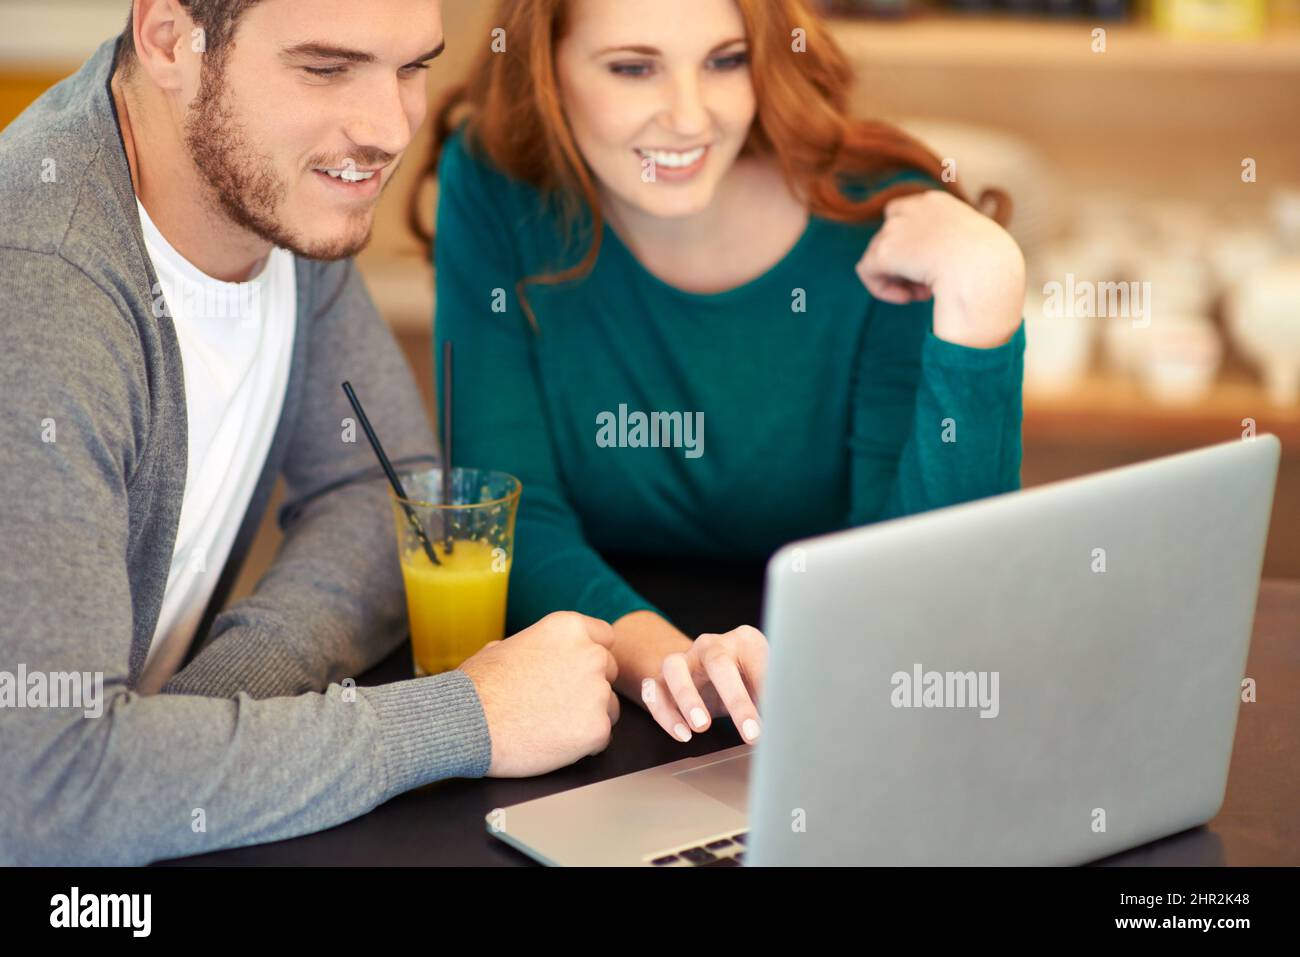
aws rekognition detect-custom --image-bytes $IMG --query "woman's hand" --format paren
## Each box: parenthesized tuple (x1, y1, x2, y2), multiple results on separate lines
(640, 625, 768, 745)
(855, 189, 1026, 350)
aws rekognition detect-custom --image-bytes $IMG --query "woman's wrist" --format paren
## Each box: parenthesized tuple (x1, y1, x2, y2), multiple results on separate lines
(930, 238, 1026, 350)
(610, 609, 693, 703)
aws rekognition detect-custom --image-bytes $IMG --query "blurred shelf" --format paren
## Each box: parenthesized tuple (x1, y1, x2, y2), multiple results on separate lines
(359, 256, 434, 336)
(0, 1, 126, 67)
(830, 14, 1300, 72)
(1023, 369, 1300, 447)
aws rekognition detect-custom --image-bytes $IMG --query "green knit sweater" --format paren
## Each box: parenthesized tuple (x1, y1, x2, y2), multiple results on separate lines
(434, 129, 1026, 632)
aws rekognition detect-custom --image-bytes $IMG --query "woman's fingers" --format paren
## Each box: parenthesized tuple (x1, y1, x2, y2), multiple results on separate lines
(856, 247, 916, 303)
(642, 627, 771, 744)
(856, 251, 932, 304)
(861, 274, 915, 304)
(663, 651, 713, 735)
(732, 624, 769, 703)
(701, 643, 763, 744)
(640, 676, 693, 742)
(897, 277, 933, 300)
(857, 210, 936, 304)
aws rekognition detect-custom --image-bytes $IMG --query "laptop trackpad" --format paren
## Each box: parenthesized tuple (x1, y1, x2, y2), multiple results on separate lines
(674, 752, 752, 813)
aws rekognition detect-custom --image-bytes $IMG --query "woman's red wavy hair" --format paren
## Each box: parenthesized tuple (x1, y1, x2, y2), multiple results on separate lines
(408, 0, 1010, 327)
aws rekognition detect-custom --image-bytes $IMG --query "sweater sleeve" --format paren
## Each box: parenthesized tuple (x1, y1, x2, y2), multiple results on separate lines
(433, 133, 661, 632)
(0, 249, 491, 865)
(848, 293, 1026, 526)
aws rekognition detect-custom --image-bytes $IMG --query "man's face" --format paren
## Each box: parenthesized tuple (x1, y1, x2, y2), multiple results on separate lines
(184, 0, 443, 260)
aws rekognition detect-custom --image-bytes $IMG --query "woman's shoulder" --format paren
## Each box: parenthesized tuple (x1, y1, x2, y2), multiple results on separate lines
(834, 167, 944, 203)
(439, 124, 566, 234)
(437, 125, 589, 274)
(439, 125, 518, 199)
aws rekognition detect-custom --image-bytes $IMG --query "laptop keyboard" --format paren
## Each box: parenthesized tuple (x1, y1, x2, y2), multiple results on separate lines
(648, 831, 748, 867)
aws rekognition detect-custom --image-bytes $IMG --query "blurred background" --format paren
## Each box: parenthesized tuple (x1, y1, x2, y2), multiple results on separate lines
(2, 0, 1297, 592)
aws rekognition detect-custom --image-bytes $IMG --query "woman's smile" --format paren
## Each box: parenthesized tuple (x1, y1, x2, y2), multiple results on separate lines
(634, 144, 710, 182)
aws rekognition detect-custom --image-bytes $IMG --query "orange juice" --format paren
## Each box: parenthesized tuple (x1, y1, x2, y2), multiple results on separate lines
(399, 538, 511, 676)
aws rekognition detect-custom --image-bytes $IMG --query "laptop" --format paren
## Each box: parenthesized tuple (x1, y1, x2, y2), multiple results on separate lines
(486, 435, 1281, 865)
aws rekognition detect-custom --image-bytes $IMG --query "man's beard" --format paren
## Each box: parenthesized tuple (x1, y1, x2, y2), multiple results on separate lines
(182, 59, 379, 261)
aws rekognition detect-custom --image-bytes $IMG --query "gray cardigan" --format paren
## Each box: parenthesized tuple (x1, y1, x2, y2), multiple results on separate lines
(0, 39, 493, 865)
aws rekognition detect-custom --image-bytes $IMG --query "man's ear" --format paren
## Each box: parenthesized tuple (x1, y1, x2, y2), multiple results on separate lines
(130, 0, 201, 93)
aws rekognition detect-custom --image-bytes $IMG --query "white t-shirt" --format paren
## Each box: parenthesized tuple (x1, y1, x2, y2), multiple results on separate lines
(135, 199, 296, 694)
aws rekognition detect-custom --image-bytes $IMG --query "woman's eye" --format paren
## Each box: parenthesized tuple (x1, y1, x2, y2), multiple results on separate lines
(609, 62, 653, 78)
(709, 51, 748, 71)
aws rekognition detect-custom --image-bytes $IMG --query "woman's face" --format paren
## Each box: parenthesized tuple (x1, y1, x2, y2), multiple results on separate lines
(555, 0, 756, 223)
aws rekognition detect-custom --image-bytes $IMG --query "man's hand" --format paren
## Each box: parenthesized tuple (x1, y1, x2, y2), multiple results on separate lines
(459, 611, 619, 777)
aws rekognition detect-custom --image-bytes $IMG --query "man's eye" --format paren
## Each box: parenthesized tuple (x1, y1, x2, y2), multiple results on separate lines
(399, 63, 431, 77)
(709, 51, 748, 71)
(609, 62, 653, 78)
(304, 65, 346, 78)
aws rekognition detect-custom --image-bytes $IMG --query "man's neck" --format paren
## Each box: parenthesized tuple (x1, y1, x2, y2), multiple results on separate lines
(111, 69, 270, 283)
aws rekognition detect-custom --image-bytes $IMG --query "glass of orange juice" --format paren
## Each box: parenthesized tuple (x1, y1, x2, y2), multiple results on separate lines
(389, 467, 521, 677)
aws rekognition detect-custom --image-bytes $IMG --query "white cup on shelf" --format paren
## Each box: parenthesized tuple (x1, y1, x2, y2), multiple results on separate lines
(1021, 286, 1096, 397)
(1138, 252, 1217, 319)
(1208, 226, 1281, 293)
(1271, 188, 1300, 255)
(1136, 314, 1223, 406)
(1224, 258, 1300, 407)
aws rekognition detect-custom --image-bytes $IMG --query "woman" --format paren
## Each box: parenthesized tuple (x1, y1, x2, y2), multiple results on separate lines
(408, 0, 1027, 747)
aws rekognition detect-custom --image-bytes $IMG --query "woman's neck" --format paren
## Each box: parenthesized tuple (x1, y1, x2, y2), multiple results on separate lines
(600, 155, 809, 295)
(602, 157, 745, 257)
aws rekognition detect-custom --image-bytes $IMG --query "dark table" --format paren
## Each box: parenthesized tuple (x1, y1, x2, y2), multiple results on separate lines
(166, 564, 1300, 866)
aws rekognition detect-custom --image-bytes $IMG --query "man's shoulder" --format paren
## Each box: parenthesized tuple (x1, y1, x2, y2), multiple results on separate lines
(0, 40, 132, 269)
(0, 44, 154, 378)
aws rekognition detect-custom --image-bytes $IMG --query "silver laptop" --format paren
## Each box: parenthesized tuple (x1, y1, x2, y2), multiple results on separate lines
(486, 435, 1280, 865)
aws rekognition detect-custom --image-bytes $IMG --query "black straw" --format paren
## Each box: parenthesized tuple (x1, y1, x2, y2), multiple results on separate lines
(441, 341, 454, 553)
(341, 381, 441, 566)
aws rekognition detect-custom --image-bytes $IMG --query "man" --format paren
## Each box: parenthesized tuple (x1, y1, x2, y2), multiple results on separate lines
(0, 0, 619, 865)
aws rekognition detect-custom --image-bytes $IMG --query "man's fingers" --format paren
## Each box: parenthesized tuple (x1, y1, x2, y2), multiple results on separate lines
(588, 692, 617, 757)
(577, 614, 616, 648)
(701, 648, 762, 743)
